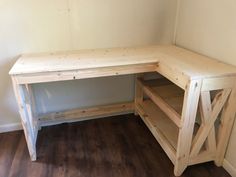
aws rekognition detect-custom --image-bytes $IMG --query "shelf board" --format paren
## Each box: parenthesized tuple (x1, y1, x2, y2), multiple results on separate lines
(147, 81, 184, 115)
(149, 83, 202, 128)
(137, 99, 202, 165)
(139, 100, 179, 149)
(137, 100, 178, 164)
(140, 78, 184, 127)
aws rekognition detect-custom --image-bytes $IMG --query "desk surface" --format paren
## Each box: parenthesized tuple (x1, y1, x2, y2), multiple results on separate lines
(9, 45, 236, 79)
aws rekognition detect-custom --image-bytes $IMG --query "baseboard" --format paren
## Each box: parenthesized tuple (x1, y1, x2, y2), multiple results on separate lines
(223, 159, 236, 177)
(0, 123, 22, 133)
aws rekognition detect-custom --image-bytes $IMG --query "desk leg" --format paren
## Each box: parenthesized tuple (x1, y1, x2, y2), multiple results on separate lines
(215, 84, 236, 166)
(25, 84, 40, 131)
(134, 74, 144, 116)
(12, 77, 38, 161)
(174, 79, 202, 176)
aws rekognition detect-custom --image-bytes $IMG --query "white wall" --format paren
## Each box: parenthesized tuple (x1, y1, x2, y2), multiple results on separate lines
(0, 0, 177, 125)
(175, 0, 236, 175)
(1, 0, 236, 175)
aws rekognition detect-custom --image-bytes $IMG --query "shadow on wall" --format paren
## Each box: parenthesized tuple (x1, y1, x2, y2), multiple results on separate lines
(32, 75, 135, 116)
(0, 56, 20, 125)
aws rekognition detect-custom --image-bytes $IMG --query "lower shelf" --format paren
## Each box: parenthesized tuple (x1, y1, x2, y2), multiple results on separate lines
(137, 99, 203, 165)
(137, 99, 178, 164)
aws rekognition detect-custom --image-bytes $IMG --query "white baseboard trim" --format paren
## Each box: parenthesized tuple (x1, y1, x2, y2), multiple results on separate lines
(223, 159, 236, 177)
(0, 123, 22, 133)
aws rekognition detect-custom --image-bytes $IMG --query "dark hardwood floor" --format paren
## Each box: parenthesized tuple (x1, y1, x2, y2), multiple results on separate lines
(0, 114, 231, 177)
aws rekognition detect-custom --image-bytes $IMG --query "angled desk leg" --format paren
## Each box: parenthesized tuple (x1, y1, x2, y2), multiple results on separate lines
(174, 79, 202, 176)
(12, 77, 38, 161)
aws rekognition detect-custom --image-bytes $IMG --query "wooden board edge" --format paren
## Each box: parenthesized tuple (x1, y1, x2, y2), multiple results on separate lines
(201, 76, 235, 91)
(12, 63, 158, 84)
(188, 151, 215, 166)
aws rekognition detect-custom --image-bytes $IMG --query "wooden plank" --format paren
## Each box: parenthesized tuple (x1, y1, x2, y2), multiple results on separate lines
(196, 91, 216, 155)
(174, 79, 202, 176)
(134, 74, 144, 115)
(189, 151, 215, 165)
(22, 85, 39, 144)
(202, 77, 235, 91)
(39, 102, 134, 127)
(136, 101, 177, 165)
(14, 63, 157, 84)
(156, 46, 236, 79)
(156, 61, 189, 90)
(141, 82, 182, 128)
(215, 82, 236, 166)
(25, 84, 41, 130)
(9, 46, 161, 75)
(190, 89, 231, 157)
(11, 77, 37, 161)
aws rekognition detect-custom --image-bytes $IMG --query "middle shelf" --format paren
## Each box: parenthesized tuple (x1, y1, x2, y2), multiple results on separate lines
(135, 78, 200, 165)
(138, 78, 184, 127)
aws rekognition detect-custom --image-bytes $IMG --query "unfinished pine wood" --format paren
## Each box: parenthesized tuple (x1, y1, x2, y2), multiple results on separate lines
(11, 78, 37, 161)
(14, 63, 158, 84)
(155, 61, 190, 90)
(201, 76, 235, 91)
(9, 45, 236, 80)
(139, 79, 183, 127)
(39, 102, 134, 127)
(190, 89, 231, 157)
(134, 70, 236, 176)
(134, 74, 144, 115)
(9, 46, 161, 75)
(136, 100, 178, 164)
(136, 99, 201, 165)
(23, 84, 39, 140)
(174, 79, 202, 176)
(198, 91, 216, 154)
(215, 82, 236, 166)
(9, 44, 236, 176)
(189, 151, 215, 166)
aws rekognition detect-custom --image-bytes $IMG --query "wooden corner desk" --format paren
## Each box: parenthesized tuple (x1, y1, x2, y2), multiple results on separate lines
(9, 45, 236, 176)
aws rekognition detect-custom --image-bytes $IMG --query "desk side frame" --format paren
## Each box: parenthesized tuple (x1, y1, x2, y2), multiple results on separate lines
(135, 64, 236, 176)
(10, 63, 158, 161)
